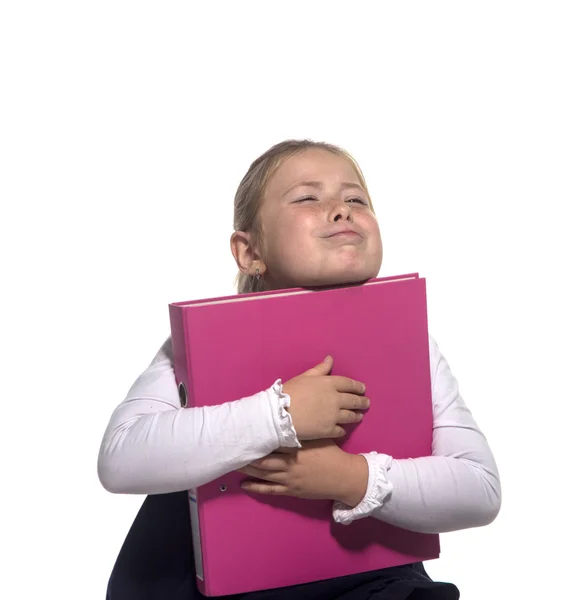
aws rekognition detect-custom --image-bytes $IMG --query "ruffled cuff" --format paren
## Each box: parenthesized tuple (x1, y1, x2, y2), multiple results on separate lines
(267, 379, 301, 448)
(332, 452, 393, 525)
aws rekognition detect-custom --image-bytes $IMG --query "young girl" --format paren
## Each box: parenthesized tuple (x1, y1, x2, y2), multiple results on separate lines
(98, 139, 501, 600)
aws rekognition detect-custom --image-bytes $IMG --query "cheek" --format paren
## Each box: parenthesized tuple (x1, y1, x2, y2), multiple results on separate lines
(276, 213, 316, 240)
(362, 214, 382, 239)
(265, 216, 312, 258)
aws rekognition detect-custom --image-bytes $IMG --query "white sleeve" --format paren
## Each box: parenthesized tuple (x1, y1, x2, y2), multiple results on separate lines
(333, 335, 502, 533)
(97, 337, 300, 495)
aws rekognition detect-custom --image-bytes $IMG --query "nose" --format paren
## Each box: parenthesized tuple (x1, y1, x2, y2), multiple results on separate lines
(328, 200, 353, 223)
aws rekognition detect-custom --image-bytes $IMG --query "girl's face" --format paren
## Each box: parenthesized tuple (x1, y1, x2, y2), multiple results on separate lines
(259, 149, 383, 289)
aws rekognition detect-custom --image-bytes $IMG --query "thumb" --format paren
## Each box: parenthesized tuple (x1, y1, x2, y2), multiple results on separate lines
(303, 355, 333, 376)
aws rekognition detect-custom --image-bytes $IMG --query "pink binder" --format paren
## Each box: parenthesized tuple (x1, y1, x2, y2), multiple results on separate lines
(169, 274, 439, 597)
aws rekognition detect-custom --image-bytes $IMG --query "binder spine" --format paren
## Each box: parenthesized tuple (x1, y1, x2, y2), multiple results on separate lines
(168, 305, 191, 408)
(168, 304, 206, 592)
(189, 492, 204, 582)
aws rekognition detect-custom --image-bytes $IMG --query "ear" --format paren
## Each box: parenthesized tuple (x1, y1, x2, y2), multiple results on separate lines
(230, 230, 265, 275)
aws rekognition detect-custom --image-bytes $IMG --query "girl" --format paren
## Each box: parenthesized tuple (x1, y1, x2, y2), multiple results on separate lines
(98, 139, 501, 600)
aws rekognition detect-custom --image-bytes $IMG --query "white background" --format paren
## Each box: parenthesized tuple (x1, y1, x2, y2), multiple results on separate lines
(1, 1, 580, 598)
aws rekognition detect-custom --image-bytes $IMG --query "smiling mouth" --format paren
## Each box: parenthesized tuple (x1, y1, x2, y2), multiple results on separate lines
(329, 231, 360, 238)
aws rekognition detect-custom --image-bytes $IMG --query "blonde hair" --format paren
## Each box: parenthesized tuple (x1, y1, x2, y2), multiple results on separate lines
(233, 139, 374, 294)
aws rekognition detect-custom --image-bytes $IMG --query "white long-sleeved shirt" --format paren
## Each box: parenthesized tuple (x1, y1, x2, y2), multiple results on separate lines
(98, 335, 501, 534)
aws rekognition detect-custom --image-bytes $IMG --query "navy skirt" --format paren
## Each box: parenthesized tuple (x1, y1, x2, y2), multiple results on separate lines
(106, 492, 459, 600)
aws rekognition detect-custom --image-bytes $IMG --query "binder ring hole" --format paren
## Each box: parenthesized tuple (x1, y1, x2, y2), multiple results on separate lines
(178, 382, 188, 408)
(220, 485, 227, 492)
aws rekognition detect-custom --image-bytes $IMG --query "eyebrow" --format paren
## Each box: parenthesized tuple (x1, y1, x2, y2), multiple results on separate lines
(282, 181, 365, 197)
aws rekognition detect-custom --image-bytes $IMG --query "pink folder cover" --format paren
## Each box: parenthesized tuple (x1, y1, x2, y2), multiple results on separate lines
(169, 274, 439, 597)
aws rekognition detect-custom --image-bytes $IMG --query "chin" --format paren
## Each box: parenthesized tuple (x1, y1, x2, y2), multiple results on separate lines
(301, 266, 380, 289)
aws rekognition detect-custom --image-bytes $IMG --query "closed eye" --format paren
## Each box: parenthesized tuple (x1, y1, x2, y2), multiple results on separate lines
(294, 195, 368, 205)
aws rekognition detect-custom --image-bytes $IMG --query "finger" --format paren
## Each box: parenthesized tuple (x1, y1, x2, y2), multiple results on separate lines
(250, 456, 289, 471)
(241, 481, 288, 496)
(328, 425, 346, 439)
(338, 393, 371, 411)
(239, 465, 285, 483)
(336, 409, 364, 425)
(302, 355, 333, 376)
(331, 376, 366, 395)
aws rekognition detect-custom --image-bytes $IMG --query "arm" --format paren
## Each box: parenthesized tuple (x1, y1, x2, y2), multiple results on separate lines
(97, 337, 300, 495)
(333, 335, 501, 533)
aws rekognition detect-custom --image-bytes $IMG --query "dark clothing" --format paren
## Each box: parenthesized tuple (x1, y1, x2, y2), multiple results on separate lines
(107, 492, 459, 600)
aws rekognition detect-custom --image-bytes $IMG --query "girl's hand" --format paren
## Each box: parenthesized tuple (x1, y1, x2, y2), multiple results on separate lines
(238, 440, 369, 507)
(283, 356, 370, 440)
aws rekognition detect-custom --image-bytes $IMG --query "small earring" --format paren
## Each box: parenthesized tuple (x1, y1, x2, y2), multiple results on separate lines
(254, 268, 261, 281)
